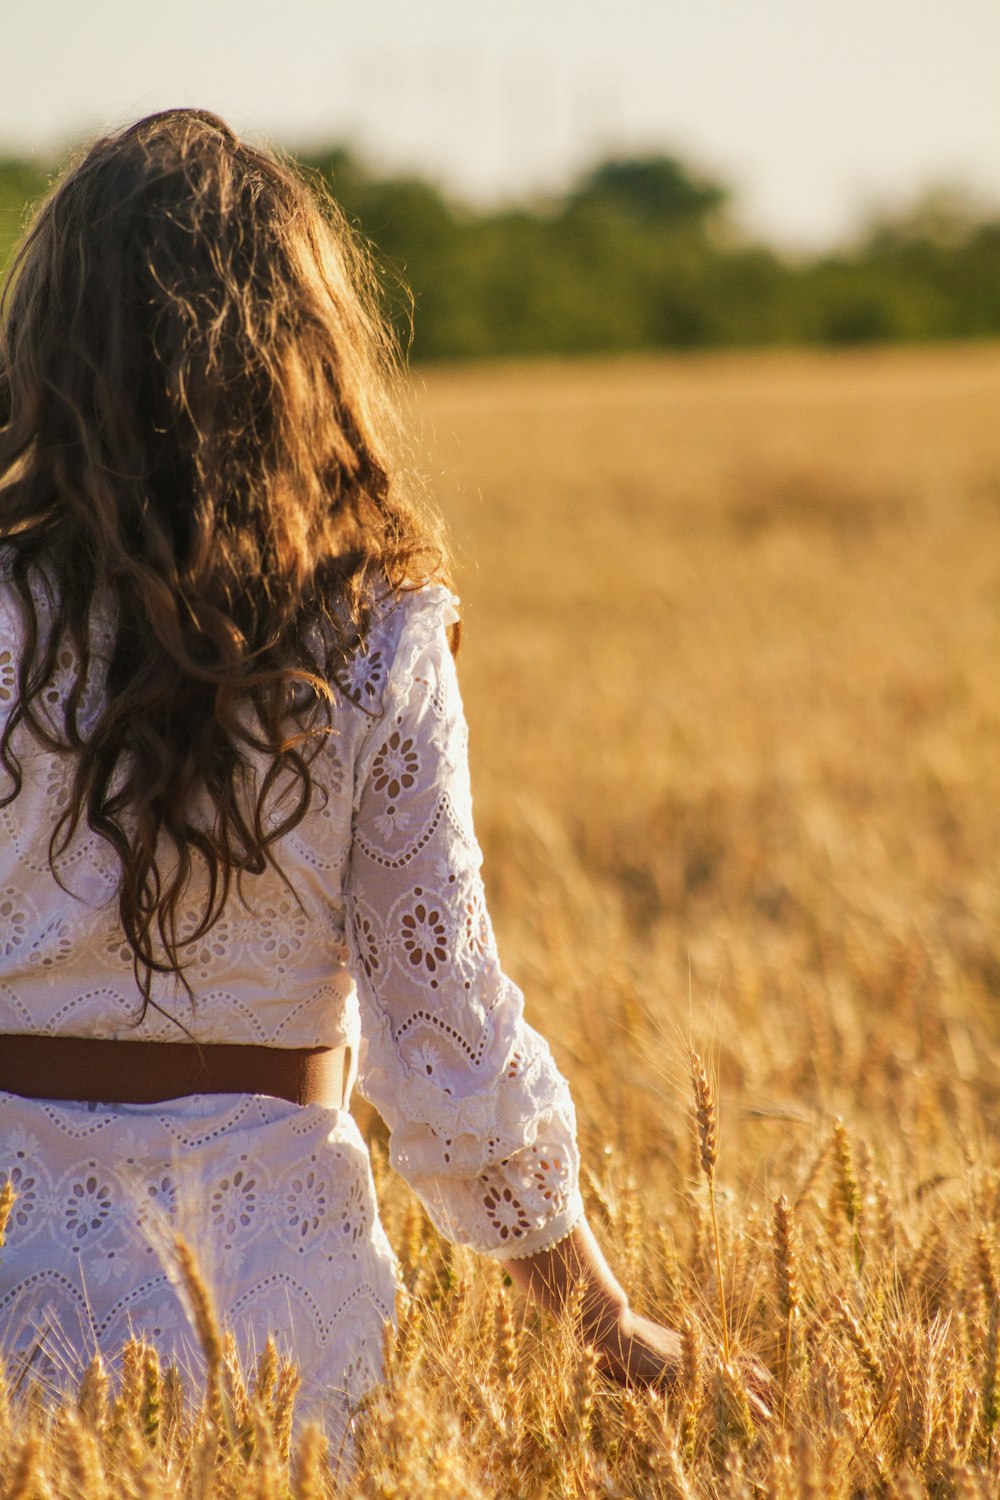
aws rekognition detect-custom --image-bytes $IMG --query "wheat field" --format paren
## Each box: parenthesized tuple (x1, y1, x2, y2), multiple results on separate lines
(3, 343, 1000, 1495)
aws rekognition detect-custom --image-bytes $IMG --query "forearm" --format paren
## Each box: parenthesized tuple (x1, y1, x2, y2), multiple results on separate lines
(501, 1217, 628, 1343)
(502, 1215, 685, 1387)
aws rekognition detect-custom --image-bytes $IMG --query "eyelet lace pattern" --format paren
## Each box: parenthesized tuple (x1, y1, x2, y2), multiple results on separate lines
(0, 576, 584, 1429)
(346, 593, 583, 1258)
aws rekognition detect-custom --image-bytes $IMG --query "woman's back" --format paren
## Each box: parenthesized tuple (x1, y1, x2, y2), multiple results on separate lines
(0, 560, 395, 1048)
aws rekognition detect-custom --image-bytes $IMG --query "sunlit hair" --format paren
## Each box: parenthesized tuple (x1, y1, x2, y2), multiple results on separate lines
(0, 107, 452, 1010)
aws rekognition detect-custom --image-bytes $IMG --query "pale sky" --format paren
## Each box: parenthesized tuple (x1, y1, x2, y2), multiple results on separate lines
(3, 0, 998, 248)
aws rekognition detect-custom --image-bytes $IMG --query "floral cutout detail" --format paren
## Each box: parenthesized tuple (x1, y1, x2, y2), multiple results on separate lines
(0, 647, 14, 703)
(144, 1167, 179, 1215)
(315, 745, 346, 801)
(63, 1165, 114, 1244)
(284, 1159, 330, 1248)
(255, 893, 310, 972)
(4, 1147, 42, 1240)
(180, 911, 237, 976)
(370, 728, 422, 839)
(44, 754, 74, 810)
(352, 908, 381, 982)
(102, 923, 134, 969)
(463, 893, 493, 966)
(28, 916, 73, 971)
(371, 731, 420, 804)
(399, 889, 448, 981)
(341, 646, 386, 708)
(480, 1179, 533, 1244)
(528, 1144, 569, 1204)
(0, 888, 32, 959)
(209, 1158, 262, 1266)
(338, 1172, 370, 1247)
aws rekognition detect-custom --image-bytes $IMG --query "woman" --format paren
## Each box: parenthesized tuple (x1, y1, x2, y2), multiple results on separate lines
(0, 109, 686, 1445)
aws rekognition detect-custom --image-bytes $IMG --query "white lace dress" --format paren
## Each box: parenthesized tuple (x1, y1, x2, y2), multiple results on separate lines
(0, 580, 583, 1442)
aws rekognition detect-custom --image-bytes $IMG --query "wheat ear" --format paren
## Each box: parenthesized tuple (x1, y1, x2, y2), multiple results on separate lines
(690, 1049, 729, 1363)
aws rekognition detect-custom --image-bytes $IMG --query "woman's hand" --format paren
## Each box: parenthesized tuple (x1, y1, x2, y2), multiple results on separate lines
(503, 1217, 772, 1421)
(501, 1220, 686, 1388)
(588, 1303, 683, 1385)
(594, 1305, 772, 1422)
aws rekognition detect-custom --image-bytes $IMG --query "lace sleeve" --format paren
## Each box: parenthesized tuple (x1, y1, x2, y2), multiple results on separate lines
(344, 590, 584, 1258)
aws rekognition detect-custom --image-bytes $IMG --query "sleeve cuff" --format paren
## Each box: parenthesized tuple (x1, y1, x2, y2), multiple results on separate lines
(488, 1193, 586, 1262)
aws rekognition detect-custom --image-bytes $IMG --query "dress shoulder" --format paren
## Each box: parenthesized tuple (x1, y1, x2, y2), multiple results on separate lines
(344, 583, 460, 769)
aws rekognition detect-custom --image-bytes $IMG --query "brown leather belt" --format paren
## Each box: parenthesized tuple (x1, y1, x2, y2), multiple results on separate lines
(0, 1035, 347, 1109)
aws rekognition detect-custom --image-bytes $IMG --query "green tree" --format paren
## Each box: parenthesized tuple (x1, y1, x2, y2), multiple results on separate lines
(568, 155, 727, 230)
(0, 158, 51, 278)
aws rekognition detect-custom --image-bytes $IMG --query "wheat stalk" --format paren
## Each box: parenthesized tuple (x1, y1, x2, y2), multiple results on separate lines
(773, 1193, 799, 1422)
(690, 1050, 730, 1364)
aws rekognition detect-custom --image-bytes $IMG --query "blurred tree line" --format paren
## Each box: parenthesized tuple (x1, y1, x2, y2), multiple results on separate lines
(2, 146, 999, 359)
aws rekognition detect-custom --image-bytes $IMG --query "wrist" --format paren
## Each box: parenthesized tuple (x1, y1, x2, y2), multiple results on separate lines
(502, 1218, 630, 1336)
(579, 1286, 630, 1346)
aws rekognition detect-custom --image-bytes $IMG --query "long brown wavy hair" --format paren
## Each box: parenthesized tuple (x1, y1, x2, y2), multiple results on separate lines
(0, 108, 451, 1009)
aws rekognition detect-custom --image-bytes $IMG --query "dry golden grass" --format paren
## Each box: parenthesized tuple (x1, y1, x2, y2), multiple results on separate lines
(3, 341, 1000, 1495)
